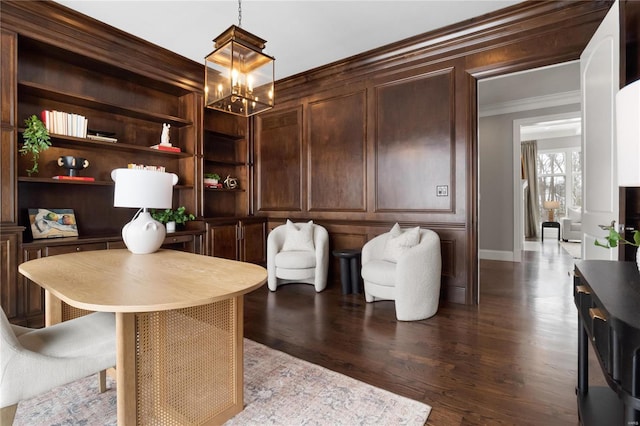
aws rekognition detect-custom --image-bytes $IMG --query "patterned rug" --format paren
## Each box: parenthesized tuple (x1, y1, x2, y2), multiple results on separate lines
(13, 339, 431, 425)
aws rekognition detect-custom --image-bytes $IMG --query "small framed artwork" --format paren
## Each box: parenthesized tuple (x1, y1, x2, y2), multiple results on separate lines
(28, 208, 79, 239)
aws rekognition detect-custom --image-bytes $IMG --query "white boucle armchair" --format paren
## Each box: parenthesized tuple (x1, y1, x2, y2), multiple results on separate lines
(361, 226, 441, 321)
(0, 309, 116, 424)
(267, 221, 329, 292)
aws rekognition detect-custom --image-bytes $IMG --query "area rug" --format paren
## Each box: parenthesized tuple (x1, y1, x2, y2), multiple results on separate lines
(13, 339, 431, 425)
(560, 241, 581, 259)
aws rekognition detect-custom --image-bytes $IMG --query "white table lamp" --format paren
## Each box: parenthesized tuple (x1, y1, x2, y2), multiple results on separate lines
(111, 168, 178, 254)
(617, 79, 640, 186)
(543, 200, 560, 222)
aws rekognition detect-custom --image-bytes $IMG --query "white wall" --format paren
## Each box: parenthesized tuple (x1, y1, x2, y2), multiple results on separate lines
(478, 104, 580, 258)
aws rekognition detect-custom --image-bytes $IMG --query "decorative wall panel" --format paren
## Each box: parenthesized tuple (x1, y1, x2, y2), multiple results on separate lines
(256, 107, 302, 211)
(375, 69, 454, 212)
(308, 92, 366, 211)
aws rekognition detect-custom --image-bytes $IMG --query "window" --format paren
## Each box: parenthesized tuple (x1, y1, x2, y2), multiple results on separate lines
(537, 148, 581, 220)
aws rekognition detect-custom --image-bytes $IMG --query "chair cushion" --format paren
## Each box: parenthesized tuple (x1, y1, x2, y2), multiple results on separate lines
(361, 259, 396, 287)
(382, 223, 420, 262)
(568, 207, 582, 222)
(275, 250, 317, 269)
(282, 220, 315, 252)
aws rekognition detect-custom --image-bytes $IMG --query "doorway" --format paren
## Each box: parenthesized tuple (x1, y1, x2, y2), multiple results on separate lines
(477, 61, 582, 264)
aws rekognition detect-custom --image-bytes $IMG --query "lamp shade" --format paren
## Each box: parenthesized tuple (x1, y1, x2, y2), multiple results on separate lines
(111, 168, 178, 208)
(617, 79, 640, 187)
(543, 200, 560, 210)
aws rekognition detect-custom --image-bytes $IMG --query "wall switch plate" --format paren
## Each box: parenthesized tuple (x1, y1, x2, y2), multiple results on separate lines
(436, 185, 448, 197)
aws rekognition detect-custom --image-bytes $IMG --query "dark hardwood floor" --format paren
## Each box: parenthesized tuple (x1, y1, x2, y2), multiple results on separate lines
(244, 241, 604, 425)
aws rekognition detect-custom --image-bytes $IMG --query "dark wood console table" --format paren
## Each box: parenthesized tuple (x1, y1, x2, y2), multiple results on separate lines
(574, 260, 640, 425)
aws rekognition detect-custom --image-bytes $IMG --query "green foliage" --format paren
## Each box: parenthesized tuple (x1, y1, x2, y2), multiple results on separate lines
(594, 220, 640, 249)
(151, 206, 195, 225)
(204, 173, 220, 180)
(20, 115, 51, 176)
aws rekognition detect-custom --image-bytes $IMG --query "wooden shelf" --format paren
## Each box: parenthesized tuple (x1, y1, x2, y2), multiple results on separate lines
(204, 187, 245, 192)
(19, 131, 192, 158)
(204, 158, 248, 166)
(19, 81, 193, 127)
(18, 177, 193, 190)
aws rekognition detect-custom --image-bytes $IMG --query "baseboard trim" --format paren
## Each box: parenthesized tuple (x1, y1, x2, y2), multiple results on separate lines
(479, 249, 515, 262)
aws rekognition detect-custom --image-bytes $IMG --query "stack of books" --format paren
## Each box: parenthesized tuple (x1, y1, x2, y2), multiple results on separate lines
(41, 110, 88, 138)
(150, 144, 180, 152)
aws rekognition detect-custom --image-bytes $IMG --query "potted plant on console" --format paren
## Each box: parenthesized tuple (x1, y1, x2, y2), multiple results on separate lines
(20, 115, 51, 176)
(595, 220, 640, 270)
(151, 206, 195, 233)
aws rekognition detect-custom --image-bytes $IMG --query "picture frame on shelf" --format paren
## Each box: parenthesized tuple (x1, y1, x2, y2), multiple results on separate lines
(28, 208, 79, 239)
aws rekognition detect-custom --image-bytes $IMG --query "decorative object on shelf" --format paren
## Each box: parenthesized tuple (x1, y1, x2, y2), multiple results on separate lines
(224, 175, 239, 189)
(111, 168, 178, 254)
(20, 115, 51, 176)
(204, 173, 221, 188)
(150, 123, 180, 152)
(57, 156, 89, 177)
(86, 129, 117, 143)
(160, 123, 171, 145)
(205, 0, 274, 117)
(595, 220, 640, 272)
(151, 206, 196, 233)
(543, 200, 560, 221)
(28, 208, 78, 239)
(616, 79, 640, 186)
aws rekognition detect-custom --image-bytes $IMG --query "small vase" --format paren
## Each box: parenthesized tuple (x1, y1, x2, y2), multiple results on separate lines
(636, 247, 640, 273)
(166, 221, 176, 233)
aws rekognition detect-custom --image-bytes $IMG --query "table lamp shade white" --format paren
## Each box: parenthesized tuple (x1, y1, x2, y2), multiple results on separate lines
(617, 79, 640, 186)
(543, 200, 560, 221)
(111, 168, 178, 254)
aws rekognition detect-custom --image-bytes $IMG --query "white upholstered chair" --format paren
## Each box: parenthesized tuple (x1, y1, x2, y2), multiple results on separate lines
(561, 206, 582, 241)
(0, 309, 116, 424)
(267, 220, 329, 292)
(361, 224, 441, 321)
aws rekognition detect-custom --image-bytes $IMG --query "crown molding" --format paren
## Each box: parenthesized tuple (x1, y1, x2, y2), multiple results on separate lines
(479, 90, 581, 117)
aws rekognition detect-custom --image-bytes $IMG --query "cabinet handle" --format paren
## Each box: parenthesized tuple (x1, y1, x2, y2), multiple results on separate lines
(589, 307, 607, 322)
(76, 247, 81, 251)
(576, 285, 591, 295)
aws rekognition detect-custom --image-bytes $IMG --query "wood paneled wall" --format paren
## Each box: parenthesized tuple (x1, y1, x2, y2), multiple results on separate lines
(254, 1, 612, 304)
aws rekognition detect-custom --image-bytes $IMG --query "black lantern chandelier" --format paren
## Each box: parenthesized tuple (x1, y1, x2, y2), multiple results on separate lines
(205, 0, 275, 116)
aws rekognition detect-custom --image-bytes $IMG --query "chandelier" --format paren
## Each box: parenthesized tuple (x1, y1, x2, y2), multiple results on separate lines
(205, 0, 275, 116)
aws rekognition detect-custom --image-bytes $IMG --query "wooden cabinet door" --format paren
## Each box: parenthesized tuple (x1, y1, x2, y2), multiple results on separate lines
(240, 219, 266, 265)
(0, 227, 22, 323)
(207, 222, 238, 260)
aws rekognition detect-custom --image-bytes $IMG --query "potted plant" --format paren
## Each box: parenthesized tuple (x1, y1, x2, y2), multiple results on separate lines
(151, 206, 195, 233)
(20, 115, 51, 176)
(595, 220, 640, 270)
(204, 173, 221, 187)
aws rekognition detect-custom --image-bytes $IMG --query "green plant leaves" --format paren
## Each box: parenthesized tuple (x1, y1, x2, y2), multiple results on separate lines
(20, 115, 51, 176)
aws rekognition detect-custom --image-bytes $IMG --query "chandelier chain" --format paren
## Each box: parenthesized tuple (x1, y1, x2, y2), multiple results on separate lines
(238, 0, 242, 27)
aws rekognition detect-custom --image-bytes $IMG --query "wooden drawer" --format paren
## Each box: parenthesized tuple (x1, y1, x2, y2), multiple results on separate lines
(45, 242, 107, 256)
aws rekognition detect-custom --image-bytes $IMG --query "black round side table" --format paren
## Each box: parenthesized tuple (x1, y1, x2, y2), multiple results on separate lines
(332, 248, 362, 294)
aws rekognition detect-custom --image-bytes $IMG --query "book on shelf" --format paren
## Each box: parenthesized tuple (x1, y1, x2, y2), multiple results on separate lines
(52, 175, 95, 181)
(206, 183, 223, 189)
(150, 144, 181, 152)
(41, 110, 88, 138)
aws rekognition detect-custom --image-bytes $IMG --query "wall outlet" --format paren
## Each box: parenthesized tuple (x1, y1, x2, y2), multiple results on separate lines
(436, 185, 448, 197)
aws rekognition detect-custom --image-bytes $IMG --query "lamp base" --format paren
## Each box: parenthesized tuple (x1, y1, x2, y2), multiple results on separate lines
(122, 211, 166, 254)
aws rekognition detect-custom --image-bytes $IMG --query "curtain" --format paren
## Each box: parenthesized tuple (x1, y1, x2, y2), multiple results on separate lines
(522, 140, 539, 238)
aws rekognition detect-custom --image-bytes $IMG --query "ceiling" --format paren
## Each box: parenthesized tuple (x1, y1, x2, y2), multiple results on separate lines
(53, 0, 523, 81)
